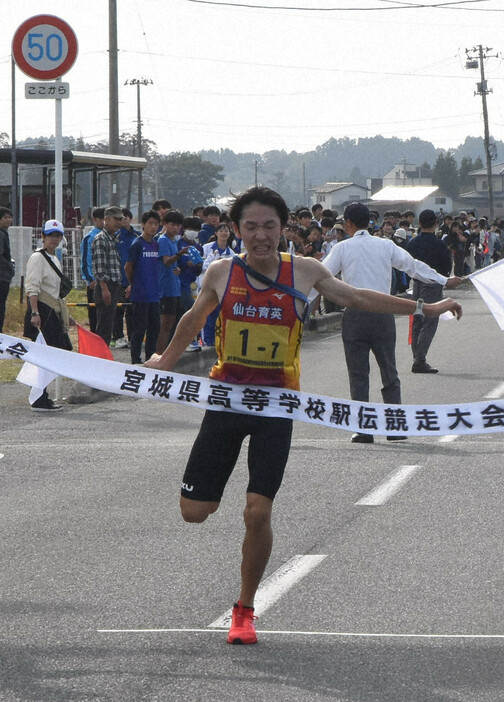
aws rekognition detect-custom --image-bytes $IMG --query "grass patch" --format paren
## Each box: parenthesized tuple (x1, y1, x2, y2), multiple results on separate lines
(1, 286, 90, 383)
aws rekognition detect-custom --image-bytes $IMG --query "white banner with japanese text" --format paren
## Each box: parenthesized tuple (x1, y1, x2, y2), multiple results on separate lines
(2, 333, 504, 437)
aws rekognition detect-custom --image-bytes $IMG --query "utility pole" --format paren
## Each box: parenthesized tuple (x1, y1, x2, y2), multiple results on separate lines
(109, 0, 120, 205)
(125, 77, 152, 216)
(465, 45, 498, 222)
(254, 160, 258, 186)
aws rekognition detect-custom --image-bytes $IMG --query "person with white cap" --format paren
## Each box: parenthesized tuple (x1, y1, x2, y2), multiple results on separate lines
(24, 219, 74, 411)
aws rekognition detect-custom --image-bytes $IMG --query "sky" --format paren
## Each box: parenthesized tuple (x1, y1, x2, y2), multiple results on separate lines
(1, 0, 503, 162)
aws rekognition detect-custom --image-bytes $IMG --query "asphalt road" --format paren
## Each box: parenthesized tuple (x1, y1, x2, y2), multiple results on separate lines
(2, 283, 504, 702)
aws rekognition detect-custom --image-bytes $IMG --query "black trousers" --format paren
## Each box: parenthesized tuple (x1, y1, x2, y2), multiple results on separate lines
(411, 281, 443, 364)
(342, 309, 401, 404)
(0, 280, 10, 333)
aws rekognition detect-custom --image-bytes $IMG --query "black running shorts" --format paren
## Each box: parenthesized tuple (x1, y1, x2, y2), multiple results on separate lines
(181, 410, 293, 502)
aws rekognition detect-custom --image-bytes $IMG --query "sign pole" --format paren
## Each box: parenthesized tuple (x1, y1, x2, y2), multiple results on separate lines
(54, 77, 63, 223)
(11, 56, 17, 225)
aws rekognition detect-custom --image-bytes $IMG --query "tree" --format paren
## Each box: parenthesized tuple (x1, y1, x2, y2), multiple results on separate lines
(459, 155, 483, 192)
(431, 151, 459, 196)
(156, 152, 224, 213)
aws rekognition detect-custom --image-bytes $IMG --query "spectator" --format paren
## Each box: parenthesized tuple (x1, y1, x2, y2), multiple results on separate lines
(311, 203, 323, 223)
(296, 209, 312, 229)
(112, 208, 139, 348)
(177, 216, 204, 317)
(24, 220, 74, 411)
(198, 205, 220, 246)
(124, 210, 161, 365)
(200, 222, 234, 346)
(0, 207, 14, 333)
(91, 206, 124, 346)
(407, 209, 455, 374)
(152, 199, 172, 227)
(156, 210, 188, 354)
(79, 206, 104, 333)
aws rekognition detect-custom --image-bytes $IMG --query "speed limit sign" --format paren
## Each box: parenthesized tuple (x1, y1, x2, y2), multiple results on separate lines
(12, 15, 78, 80)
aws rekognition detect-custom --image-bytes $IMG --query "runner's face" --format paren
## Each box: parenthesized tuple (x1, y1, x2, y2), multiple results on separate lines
(236, 202, 282, 260)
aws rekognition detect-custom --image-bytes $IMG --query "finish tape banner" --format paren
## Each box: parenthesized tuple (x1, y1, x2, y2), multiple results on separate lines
(1, 332, 504, 437)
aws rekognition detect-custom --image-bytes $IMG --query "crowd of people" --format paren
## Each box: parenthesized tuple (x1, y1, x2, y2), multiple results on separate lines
(74, 199, 501, 370)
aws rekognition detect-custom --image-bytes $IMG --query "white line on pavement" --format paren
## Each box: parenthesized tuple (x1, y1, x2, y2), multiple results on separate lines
(96, 627, 504, 639)
(355, 465, 421, 506)
(484, 382, 504, 400)
(208, 554, 327, 628)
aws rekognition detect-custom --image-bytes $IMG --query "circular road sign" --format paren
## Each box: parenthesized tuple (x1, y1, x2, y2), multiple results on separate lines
(12, 15, 78, 81)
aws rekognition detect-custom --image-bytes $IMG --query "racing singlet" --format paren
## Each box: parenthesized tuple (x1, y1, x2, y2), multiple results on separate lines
(209, 253, 304, 390)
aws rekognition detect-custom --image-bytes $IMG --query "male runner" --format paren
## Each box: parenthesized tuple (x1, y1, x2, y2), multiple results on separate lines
(145, 187, 462, 645)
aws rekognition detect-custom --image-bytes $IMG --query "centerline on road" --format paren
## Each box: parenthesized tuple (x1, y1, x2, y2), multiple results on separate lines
(209, 554, 327, 628)
(355, 465, 422, 506)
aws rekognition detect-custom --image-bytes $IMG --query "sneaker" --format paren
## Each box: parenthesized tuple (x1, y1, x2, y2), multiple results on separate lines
(31, 399, 64, 412)
(114, 337, 129, 349)
(351, 432, 374, 444)
(227, 601, 257, 645)
(185, 343, 201, 353)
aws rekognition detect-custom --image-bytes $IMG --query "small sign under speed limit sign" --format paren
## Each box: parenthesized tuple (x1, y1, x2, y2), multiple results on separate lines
(12, 15, 78, 81)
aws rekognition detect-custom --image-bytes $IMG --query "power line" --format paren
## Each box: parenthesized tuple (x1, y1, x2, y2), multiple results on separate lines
(184, 0, 500, 11)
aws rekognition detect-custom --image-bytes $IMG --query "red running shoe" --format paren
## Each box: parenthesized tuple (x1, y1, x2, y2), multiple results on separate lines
(226, 601, 257, 644)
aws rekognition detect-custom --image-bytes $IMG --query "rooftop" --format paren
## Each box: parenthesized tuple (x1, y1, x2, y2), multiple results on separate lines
(468, 162, 504, 177)
(371, 185, 439, 202)
(309, 182, 367, 194)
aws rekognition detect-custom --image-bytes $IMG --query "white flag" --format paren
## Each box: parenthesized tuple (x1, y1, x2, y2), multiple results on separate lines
(469, 259, 504, 332)
(16, 331, 58, 403)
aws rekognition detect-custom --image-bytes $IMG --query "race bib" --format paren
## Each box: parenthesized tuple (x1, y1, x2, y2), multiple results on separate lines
(223, 320, 290, 369)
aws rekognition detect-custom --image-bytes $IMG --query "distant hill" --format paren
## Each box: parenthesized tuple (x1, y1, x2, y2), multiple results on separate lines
(201, 135, 504, 207)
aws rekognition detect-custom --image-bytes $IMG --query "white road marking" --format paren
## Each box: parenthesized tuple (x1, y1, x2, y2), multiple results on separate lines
(208, 554, 327, 628)
(96, 627, 504, 639)
(438, 435, 458, 443)
(355, 465, 421, 506)
(484, 382, 504, 400)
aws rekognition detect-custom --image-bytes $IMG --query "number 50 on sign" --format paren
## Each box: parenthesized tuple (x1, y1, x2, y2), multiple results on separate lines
(12, 15, 78, 81)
